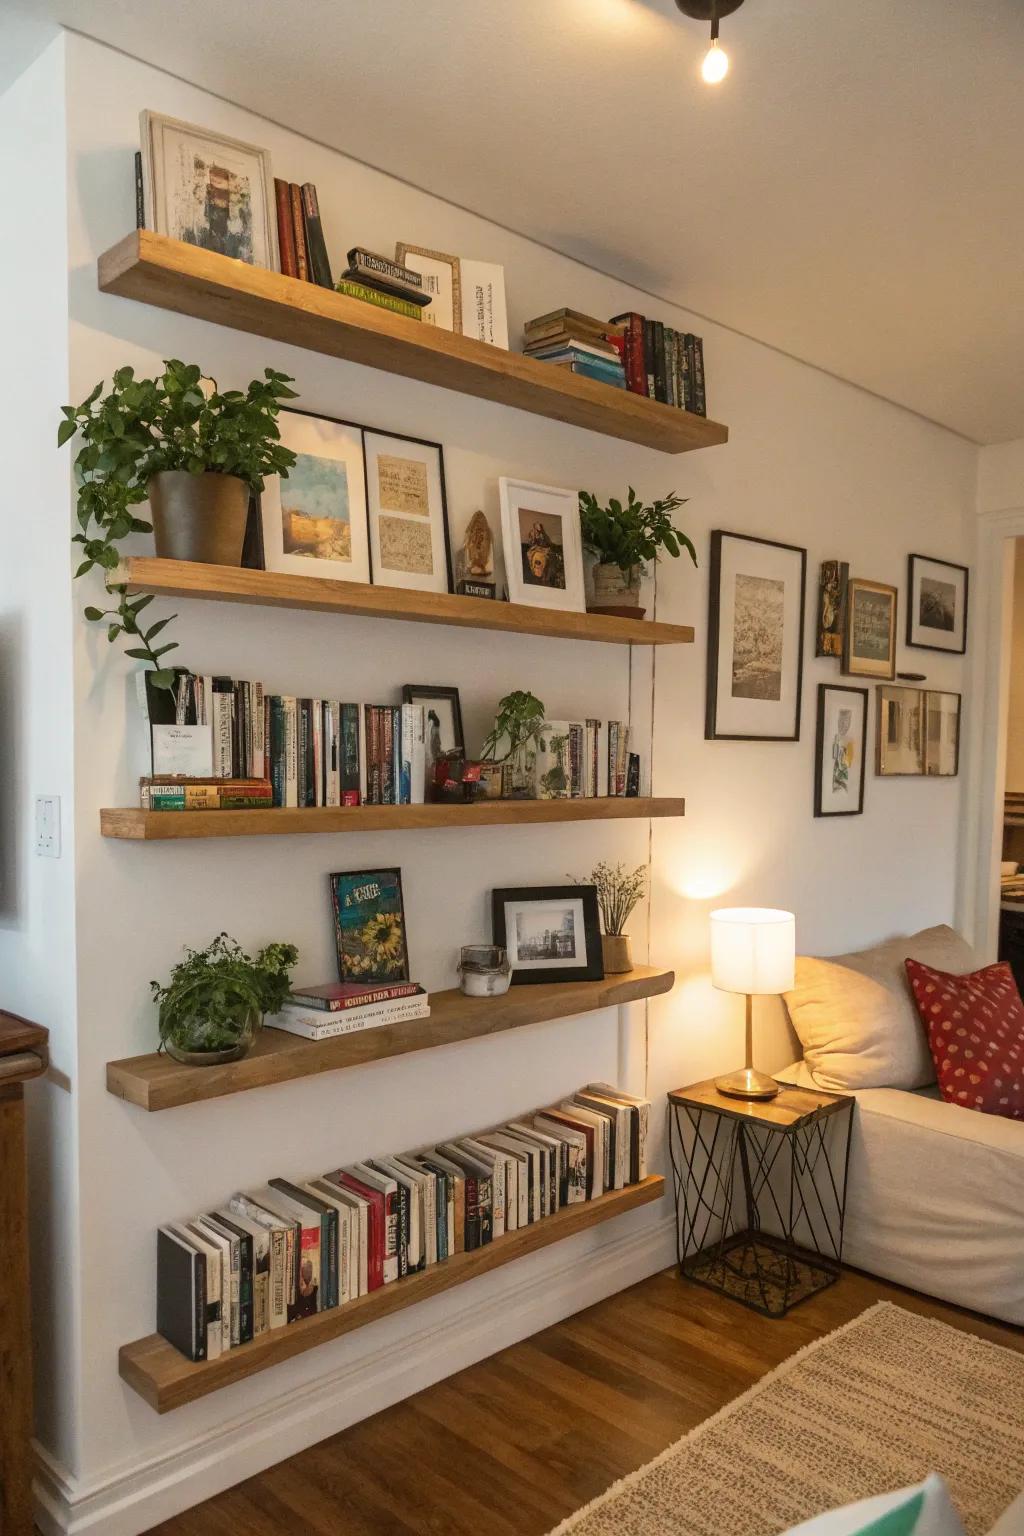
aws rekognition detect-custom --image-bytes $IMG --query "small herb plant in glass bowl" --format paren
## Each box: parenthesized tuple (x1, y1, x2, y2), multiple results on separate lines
(151, 933, 299, 1065)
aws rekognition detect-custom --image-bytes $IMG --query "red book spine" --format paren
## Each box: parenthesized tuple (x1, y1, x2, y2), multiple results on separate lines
(330, 1173, 384, 1290)
(290, 183, 310, 282)
(274, 178, 298, 278)
(624, 314, 647, 396)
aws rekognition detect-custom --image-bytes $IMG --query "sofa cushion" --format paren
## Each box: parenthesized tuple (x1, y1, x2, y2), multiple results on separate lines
(779, 1475, 966, 1535)
(783, 925, 978, 1091)
(906, 958, 1024, 1120)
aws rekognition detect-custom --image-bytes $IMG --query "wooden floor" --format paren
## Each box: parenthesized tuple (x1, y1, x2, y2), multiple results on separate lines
(148, 1267, 1023, 1536)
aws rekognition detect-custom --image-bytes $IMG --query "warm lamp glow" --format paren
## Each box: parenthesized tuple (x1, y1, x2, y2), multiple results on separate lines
(710, 908, 795, 996)
(701, 39, 729, 83)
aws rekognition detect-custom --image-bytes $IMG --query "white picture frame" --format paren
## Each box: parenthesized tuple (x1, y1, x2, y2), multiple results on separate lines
(260, 410, 370, 584)
(394, 244, 462, 332)
(139, 111, 279, 271)
(498, 477, 586, 614)
(364, 430, 452, 594)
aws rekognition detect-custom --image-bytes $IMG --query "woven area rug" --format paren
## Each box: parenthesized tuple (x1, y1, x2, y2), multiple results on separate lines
(548, 1302, 1024, 1536)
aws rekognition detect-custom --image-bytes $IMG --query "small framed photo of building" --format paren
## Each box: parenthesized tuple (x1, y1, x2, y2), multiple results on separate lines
(907, 555, 968, 655)
(139, 112, 279, 270)
(498, 478, 586, 614)
(842, 578, 898, 680)
(259, 409, 370, 583)
(814, 684, 868, 816)
(924, 690, 961, 777)
(876, 685, 924, 776)
(364, 429, 452, 594)
(705, 530, 807, 741)
(492, 885, 603, 985)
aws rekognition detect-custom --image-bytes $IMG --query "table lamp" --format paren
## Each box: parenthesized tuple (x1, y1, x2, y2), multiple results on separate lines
(710, 907, 795, 1100)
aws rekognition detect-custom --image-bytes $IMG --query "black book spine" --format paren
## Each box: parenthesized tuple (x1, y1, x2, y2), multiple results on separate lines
(653, 321, 667, 404)
(643, 320, 656, 398)
(558, 1142, 569, 1208)
(626, 753, 640, 797)
(237, 1230, 254, 1343)
(300, 184, 334, 289)
(693, 335, 707, 416)
(231, 682, 242, 779)
(134, 150, 145, 229)
(478, 1175, 494, 1245)
(299, 700, 315, 807)
(464, 1174, 481, 1251)
(685, 334, 698, 414)
(269, 697, 284, 807)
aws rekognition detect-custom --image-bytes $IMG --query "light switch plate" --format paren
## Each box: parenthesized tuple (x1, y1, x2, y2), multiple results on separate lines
(35, 796, 61, 857)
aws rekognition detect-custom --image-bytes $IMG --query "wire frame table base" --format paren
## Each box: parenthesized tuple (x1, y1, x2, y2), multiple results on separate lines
(669, 1093, 854, 1318)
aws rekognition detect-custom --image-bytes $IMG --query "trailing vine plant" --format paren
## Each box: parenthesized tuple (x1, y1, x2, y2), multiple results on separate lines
(58, 360, 298, 689)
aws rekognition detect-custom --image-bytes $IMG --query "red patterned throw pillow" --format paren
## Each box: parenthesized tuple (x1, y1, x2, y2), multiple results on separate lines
(905, 957, 1024, 1119)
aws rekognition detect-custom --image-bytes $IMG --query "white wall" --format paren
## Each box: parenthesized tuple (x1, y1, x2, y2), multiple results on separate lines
(0, 36, 84, 1478)
(978, 438, 1024, 515)
(31, 30, 980, 1533)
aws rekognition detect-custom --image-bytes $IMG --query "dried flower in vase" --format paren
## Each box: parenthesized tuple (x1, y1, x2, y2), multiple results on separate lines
(570, 862, 647, 936)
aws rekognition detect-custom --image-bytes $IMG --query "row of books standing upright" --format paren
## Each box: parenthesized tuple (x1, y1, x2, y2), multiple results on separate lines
(520, 306, 707, 416)
(157, 1082, 650, 1361)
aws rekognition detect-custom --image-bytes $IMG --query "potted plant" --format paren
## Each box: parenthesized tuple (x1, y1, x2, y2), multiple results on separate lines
(480, 690, 548, 798)
(151, 933, 299, 1066)
(578, 487, 696, 617)
(58, 359, 297, 688)
(572, 862, 647, 973)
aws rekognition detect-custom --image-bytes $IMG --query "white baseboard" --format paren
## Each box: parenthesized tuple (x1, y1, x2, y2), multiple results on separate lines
(35, 1210, 676, 1536)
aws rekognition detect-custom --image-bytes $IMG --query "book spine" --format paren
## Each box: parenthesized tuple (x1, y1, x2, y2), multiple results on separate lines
(274, 178, 297, 278)
(463, 1175, 481, 1251)
(693, 335, 707, 416)
(341, 702, 360, 805)
(134, 150, 145, 230)
(653, 321, 667, 404)
(283, 697, 298, 808)
(685, 334, 697, 414)
(326, 701, 341, 807)
(290, 183, 309, 281)
(643, 320, 656, 398)
(269, 1001, 429, 1039)
(334, 279, 422, 321)
(300, 183, 333, 288)
(664, 328, 678, 408)
(347, 247, 423, 289)
(253, 681, 265, 781)
(291, 982, 424, 1012)
(312, 698, 323, 808)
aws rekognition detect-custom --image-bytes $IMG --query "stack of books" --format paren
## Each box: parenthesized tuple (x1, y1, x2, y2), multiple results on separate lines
(610, 311, 707, 415)
(273, 180, 333, 288)
(139, 776, 272, 811)
(156, 1082, 650, 1360)
(335, 246, 432, 322)
(268, 980, 429, 1042)
(521, 308, 627, 388)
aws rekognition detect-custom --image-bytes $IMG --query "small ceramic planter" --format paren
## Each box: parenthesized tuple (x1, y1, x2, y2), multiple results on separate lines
(458, 946, 513, 998)
(601, 932, 633, 974)
(589, 562, 646, 620)
(149, 470, 250, 566)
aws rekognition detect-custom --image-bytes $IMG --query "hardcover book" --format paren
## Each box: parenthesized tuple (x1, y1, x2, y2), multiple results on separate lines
(330, 868, 410, 984)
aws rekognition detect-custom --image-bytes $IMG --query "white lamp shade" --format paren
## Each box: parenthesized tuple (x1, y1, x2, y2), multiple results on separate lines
(710, 907, 795, 995)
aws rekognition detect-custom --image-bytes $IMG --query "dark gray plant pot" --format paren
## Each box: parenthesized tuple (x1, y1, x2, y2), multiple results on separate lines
(148, 471, 249, 566)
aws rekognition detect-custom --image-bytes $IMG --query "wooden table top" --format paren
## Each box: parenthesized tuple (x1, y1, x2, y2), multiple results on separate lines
(667, 1077, 852, 1130)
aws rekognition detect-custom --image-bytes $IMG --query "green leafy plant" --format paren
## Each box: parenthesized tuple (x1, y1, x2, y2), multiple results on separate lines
(151, 933, 299, 1055)
(58, 360, 298, 688)
(480, 690, 548, 762)
(571, 862, 647, 935)
(578, 487, 696, 578)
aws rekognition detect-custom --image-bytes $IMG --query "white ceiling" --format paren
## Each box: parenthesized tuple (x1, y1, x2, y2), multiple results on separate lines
(5, 0, 1023, 443)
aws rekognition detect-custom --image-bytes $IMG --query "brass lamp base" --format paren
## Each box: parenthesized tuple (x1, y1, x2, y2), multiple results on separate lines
(715, 1066, 779, 1100)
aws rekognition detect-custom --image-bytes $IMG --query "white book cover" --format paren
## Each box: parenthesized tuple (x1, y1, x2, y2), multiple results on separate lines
(460, 259, 509, 349)
(576, 1092, 631, 1189)
(534, 1115, 588, 1204)
(373, 1158, 423, 1272)
(394, 1156, 438, 1266)
(268, 998, 430, 1040)
(496, 1129, 543, 1222)
(201, 676, 213, 729)
(298, 1181, 352, 1306)
(400, 702, 427, 805)
(313, 1179, 366, 1300)
(326, 702, 341, 807)
(229, 1195, 291, 1324)
(586, 1083, 650, 1181)
(560, 1102, 611, 1193)
(212, 691, 233, 778)
(253, 681, 265, 779)
(214, 1206, 271, 1336)
(151, 723, 214, 778)
(478, 1135, 531, 1227)
(196, 1217, 240, 1347)
(505, 1123, 553, 1217)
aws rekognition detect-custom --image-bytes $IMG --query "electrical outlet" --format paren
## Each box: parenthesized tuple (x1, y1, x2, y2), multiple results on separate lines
(35, 796, 61, 858)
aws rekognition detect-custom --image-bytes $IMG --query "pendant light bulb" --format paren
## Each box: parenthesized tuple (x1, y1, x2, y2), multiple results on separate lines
(701, 38, 729, 82)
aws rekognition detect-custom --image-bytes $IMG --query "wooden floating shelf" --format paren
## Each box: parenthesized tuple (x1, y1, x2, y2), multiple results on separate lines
(100, 797, 686, 841)
(98, 232, 729, 456)
(111, 559, 696, 647)
(107, 966, 674, 1112)
(120, 1176, 664, 1412)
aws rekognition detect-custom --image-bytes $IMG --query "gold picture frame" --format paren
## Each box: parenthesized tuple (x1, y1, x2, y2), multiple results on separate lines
(395, 244, 462, 333)
(843, 577, 897, 680)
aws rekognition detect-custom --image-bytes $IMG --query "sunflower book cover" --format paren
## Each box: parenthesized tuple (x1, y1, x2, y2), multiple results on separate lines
(330, 868, 410, 983)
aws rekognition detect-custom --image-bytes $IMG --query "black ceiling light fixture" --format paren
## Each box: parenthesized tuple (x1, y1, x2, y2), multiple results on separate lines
(674, 0, 747, 84)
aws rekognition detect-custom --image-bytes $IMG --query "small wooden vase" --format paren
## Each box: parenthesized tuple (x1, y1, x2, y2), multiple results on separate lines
(601, 932, 633, 975)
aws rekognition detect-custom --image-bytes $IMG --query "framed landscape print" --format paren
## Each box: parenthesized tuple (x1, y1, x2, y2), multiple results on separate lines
(260, 410, 370, 583)
(492, 885, 603, 985)
(498, 478, 586, 614)
(924, 690, 961, 776)
(364, 430, 452, 594)
(139, 112, 278, 269)
(705, 530, 807, 741)
(394, 244, 462, 332)
(330, 868, 409, 983)
(876, 685, 924, 776)
(814, 684, 868, 816)
(842, 578, 897, 680)
(907, 555, 968, 654)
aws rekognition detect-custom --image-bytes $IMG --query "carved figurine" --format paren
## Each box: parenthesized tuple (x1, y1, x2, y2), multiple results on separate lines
(455, 510, 496, 598)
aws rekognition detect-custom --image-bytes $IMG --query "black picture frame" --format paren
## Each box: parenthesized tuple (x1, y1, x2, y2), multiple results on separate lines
(329, 866, 410, 984)
(401, 685, 465, 756)
(814, 684, 868, 817)
(363, 426, 454, 595)
(706, 529, 807, 742)
(492, 885, 603, 985)
(906, 554, 969, 655)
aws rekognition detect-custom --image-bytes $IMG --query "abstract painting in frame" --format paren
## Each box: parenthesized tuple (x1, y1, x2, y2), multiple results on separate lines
(706, 530, 807, 741)
(907, 555, 968, 655)
(814, 684, 868, 816)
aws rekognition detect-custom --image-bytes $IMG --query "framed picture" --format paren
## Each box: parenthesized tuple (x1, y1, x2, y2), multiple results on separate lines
(394, 244, 462, 332)
(815, 560, 849, 658)
(259, 409, 370, 583)
(924, 690, 961, 777)
(330, 868, 409, 983)
(498, 477, 586, 614)
(139, 112, 278, 269)
(842, 578, 897, 680)
(364, 429, 452, 594)
(876, 685, 924, 777)
(705, 530, 807, 741)
(907, 555, 969, 655)
(814, 684, 868, 816)
(492, 885, 603, 986)
(402, 685, 464, 787)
